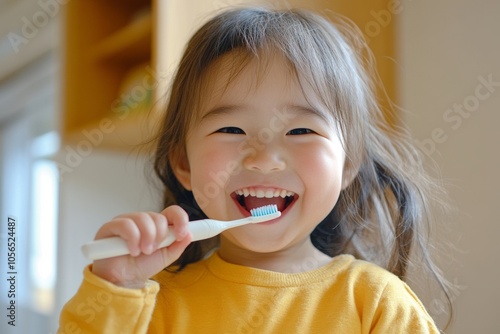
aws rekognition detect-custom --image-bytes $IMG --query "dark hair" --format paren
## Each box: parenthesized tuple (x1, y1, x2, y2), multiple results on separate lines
(153, 7, 453, 328)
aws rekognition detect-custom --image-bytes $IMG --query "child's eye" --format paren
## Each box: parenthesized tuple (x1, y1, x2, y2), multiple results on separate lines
(216, 127, 246, 134)
(287, 128, 314, 135)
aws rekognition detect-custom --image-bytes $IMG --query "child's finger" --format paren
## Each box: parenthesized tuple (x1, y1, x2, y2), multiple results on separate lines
(160, 205, 190, 241)
(128, 212, 162, 255)
(157, 232, 192, 269)
(147, 212, 169, 250)
(95, 217, 142, 256)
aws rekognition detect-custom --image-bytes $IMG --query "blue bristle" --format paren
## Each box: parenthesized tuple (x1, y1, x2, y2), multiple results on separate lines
(250, 204, 278, 216)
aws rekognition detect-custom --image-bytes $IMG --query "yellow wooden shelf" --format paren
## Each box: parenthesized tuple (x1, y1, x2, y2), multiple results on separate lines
(88, 11, 152, 65)
(62, 0, 154, 151)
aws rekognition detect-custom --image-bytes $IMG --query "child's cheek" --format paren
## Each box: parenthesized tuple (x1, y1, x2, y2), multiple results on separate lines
(294, 142, 344, 201)
(189, 141, 240, 212)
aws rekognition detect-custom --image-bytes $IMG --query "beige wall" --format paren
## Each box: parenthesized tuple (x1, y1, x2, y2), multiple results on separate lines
(398, 1, 500, 332)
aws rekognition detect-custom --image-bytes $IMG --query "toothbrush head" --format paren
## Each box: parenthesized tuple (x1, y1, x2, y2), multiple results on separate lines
(250, 204, 279, 216)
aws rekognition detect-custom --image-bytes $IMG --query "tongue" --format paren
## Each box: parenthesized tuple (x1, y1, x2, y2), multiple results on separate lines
(244, 196, 287, 213)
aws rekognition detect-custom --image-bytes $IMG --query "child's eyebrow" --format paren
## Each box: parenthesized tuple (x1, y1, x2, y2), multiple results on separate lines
(286, 104, 331, 123)
(200, 105, 241, 121)
(200, 104, 331, 123)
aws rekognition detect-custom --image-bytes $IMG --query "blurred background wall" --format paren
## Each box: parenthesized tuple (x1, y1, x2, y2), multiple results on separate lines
(0, 0, 498, 333)
(399, 1, 500, 332)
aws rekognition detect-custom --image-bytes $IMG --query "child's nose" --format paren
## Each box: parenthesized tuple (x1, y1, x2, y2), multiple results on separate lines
(242, 145, 286, 173)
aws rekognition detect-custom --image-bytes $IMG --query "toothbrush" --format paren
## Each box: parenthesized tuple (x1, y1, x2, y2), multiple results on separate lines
(81, 204, 281, 261)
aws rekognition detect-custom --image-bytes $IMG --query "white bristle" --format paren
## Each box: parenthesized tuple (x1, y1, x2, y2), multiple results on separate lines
(250, 204, 279, 217)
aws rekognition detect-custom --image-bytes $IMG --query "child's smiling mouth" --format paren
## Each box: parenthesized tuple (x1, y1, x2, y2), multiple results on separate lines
(231, 187, 297, 215)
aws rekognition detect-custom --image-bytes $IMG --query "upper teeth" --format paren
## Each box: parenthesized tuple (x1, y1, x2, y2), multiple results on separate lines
(235, 188, 294, 198)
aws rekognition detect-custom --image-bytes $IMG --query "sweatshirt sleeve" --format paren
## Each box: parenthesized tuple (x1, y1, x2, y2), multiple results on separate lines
(57, 266, 159, 334)
(369, 276, 440, 334)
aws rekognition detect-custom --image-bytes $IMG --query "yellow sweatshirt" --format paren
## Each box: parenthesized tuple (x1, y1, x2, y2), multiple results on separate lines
(58, 253, 439, 333)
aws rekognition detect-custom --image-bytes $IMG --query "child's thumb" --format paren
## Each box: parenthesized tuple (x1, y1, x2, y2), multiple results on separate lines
(156, 233, 192, 269)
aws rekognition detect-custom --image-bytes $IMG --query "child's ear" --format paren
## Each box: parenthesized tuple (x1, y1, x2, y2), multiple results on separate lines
(170, 149, 192, 191)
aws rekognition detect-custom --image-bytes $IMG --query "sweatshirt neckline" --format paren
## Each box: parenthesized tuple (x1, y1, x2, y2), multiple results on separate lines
(205, 251, 354, 287)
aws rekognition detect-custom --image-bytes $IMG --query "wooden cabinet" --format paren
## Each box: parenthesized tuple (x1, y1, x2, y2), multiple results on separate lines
(62, 0, 154, 150)
(62, 0, 396, 151)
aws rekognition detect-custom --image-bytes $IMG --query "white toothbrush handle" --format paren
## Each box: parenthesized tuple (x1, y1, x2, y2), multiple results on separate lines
(82, 219, 232, 261)
(81, 235, 169, 261)
(82, 211, 280, 261)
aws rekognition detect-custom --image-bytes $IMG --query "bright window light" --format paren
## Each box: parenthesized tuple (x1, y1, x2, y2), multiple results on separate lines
(30, 131, 59, 313)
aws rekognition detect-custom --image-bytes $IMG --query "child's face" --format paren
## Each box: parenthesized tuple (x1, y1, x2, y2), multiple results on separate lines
(173, 53, 347, 254)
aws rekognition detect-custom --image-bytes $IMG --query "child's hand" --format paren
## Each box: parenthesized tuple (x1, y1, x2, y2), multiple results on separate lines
(91, 205, 192, 289)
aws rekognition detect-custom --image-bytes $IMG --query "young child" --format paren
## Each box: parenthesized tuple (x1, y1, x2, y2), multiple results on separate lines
(59, 7, 451, 333)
